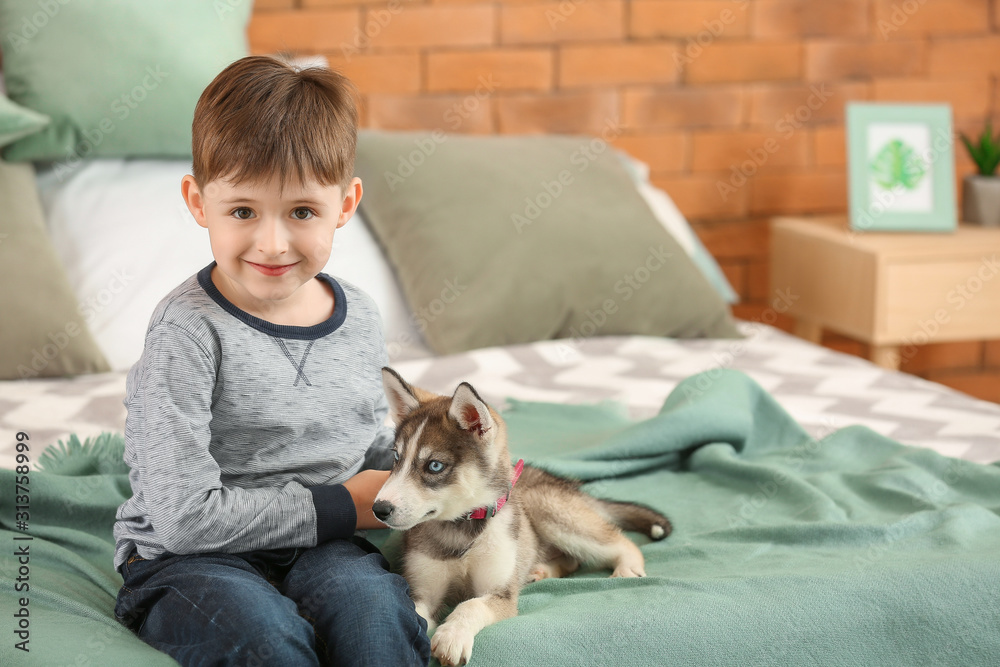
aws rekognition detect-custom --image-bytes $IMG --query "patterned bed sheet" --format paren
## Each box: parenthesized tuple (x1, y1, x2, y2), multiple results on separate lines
(2, 323, 998, 470)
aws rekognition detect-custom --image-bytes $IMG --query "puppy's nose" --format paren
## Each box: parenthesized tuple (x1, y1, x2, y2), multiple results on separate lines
(373, 500, 395, 522)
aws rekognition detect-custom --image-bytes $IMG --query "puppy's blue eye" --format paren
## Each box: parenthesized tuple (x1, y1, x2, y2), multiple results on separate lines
(427, 460, 446, 474)
(392, 448, 400, 462)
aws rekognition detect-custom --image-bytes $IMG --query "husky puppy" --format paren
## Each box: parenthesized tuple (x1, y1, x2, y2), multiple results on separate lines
(373, 368, 672, 666)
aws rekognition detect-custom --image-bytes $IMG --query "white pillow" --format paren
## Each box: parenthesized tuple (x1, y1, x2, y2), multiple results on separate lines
(34, 158, 428, 372)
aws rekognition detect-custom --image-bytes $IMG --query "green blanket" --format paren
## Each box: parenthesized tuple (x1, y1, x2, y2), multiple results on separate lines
(2, 370, 999, 666)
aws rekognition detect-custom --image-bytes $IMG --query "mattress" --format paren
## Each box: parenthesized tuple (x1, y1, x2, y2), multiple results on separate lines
(3, 321, 998, 471)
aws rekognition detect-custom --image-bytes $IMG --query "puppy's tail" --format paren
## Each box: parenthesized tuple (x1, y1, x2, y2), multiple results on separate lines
(595, 499, 672, 540)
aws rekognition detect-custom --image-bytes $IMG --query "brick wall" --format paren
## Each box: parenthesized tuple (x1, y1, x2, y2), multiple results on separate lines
(248, 0, 1000, 403)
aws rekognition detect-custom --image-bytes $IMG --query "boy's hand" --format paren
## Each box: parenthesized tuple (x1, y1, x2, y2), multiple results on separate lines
(342, 469, 391, 530)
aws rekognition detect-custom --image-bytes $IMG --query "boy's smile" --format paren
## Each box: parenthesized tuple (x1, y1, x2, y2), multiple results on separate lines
(246, 261, 298, 277)
(181, 172, 362, 325)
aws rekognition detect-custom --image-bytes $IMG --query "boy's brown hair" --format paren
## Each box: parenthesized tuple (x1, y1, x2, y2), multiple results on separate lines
(191, 55, 360, 195)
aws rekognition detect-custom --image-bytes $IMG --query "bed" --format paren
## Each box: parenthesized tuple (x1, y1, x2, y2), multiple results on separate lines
(3, 152, 1000, 666)
(2, 9, 1000, 666)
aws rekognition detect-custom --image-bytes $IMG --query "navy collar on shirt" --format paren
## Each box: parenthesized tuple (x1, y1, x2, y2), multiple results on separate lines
(197, 261, 347, 340)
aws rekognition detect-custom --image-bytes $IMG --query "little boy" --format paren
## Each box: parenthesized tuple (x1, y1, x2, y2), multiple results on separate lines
(112, 55, 430, 666)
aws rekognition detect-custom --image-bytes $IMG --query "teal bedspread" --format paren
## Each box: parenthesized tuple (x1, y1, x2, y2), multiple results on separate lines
(2, 369, 999, 666)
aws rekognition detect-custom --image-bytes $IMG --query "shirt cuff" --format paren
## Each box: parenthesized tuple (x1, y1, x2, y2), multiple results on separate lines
(308, 484, 358, 544)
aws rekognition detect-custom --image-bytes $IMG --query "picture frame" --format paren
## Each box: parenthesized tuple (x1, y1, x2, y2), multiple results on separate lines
(846, 103, 957, 233)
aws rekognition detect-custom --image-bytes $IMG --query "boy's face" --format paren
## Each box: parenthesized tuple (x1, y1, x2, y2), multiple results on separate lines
(180, 172, 362, 319)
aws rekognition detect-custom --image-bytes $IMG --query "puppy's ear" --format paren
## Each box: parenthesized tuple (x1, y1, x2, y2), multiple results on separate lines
(448, 383, 495, 440)
(382, 367, 420, 424)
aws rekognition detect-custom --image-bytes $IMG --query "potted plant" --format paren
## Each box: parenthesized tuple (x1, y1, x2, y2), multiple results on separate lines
(960, 121, 1000, 226)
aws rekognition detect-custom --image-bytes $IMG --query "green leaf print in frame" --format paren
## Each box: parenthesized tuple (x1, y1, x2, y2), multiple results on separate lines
(846, 103, 957, 233)
(869, 138, 928, 191)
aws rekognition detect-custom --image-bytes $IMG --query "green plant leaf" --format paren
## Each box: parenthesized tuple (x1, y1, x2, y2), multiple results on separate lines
(869, 138, 928, 191)
(961, 121, 1000, 176)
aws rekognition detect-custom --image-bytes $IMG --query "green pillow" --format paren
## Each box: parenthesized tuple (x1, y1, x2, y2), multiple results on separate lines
(0, 0, 252, 163)
(0, 159, 110, 379)
(0, 94, 49, 147)
(354, 131, 741, 354)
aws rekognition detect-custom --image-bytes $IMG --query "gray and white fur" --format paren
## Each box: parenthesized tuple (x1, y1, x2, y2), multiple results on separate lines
(373, 368, 672, 667)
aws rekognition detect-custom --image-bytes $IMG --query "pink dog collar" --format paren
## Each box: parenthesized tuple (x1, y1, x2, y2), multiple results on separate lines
(465, 459, 525, 520)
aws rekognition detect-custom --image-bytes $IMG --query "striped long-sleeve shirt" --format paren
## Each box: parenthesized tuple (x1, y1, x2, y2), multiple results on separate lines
(113, 261, 395, 572)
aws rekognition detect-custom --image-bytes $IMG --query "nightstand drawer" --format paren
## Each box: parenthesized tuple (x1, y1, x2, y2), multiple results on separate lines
(882, 257, 1000, 342)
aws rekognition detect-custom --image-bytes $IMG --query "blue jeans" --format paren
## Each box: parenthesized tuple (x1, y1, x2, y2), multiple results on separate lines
(114, 536, 430, 666)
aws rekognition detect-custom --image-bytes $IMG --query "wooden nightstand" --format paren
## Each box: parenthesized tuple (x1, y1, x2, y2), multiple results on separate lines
(770, 216, 1000, 370)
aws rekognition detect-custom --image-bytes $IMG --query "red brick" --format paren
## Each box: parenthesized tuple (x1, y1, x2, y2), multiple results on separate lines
(924, 371, 1000, 404)
(805, 40, 926, 80)
(732, 303, 795, 330)
(371, 5, 494, 49)
(750, 169, 847, 215)
(611, 132, 688, 174)
(753, 0, 868, 38)
(496, 91, 619, 135)
(695, 219, 771, 259)
(296, 0, 382, 9)
(501, 1, 624, 44)
(900, 341, 984, 374)
(748, 82, 869, 127)
(248, 9, 360, 55)
(685, 41, 802, 84)
(821, 332, 868, 358)
(813, 126, 847, 168)
(428, 49, 553, 93)
(746, 260, 772, 301)
(651, 174, 749, 221)
(365, 94, 493, 133)
(871, 77, 992, 121)
(325, 52, 421, 94)
(304, 0, 389, 6)
(255, 0, 297, 9)
(560, 44, 680, 88)
(928, 37, 1000, 77)
(873, 0, 991, 38)
(691, 129, 809, 172)
(623, 87, 745, 129)
(630, 1, 750, 39)
(986, 340, 1000, 366)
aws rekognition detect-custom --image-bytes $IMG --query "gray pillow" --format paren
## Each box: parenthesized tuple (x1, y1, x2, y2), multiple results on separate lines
(0, 159, 110, 379)
(354, 130, 741, 354)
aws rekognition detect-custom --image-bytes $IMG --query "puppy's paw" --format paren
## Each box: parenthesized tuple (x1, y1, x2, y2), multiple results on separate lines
(431, 622, 475, 667)
(611, 564, 646, 578)
(528, 564, 556, 582)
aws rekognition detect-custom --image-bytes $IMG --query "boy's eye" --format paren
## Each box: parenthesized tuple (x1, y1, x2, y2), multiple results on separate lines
(292, 208, 314, 220)
(427, 460, 446, 474)
(232, 207, 254, 220)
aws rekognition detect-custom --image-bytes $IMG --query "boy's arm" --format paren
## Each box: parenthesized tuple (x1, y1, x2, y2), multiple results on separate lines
(130, 324, 357, 555)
